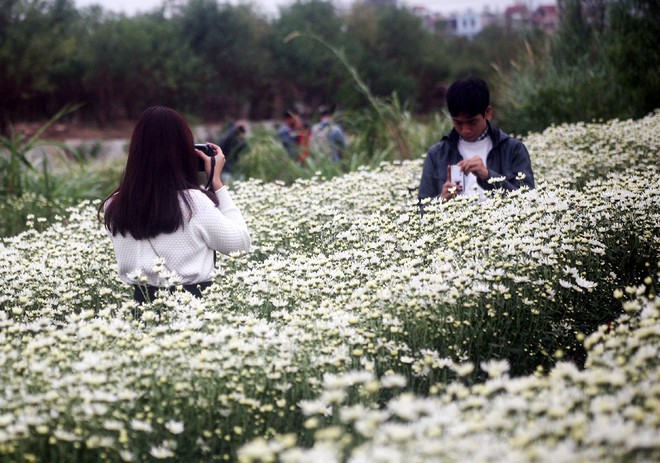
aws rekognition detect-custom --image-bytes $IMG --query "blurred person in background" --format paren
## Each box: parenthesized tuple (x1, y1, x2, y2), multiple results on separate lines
(217, 119, 249, 183)
(278, 110, 309, 164)
(311, 105, 348, 163)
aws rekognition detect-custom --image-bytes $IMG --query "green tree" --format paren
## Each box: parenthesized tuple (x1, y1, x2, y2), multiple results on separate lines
(78, 11, 202, 122)
(0, 0, 82, 131)
(345, 4, 449, 112)
(496, 0, 659, 133)
(177, 0, 274, 119)
(270, 0, 348, 111)
(603, 0, 660, 116)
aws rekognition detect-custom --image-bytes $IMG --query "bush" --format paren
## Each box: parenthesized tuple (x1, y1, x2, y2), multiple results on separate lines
(495, 0, 659, 135)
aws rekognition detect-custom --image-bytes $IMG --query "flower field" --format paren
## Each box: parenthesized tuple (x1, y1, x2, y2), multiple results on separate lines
(0, 112, 658, 462)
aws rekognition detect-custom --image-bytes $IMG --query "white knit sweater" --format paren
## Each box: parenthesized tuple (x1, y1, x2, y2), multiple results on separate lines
(106, 187, 251, 286)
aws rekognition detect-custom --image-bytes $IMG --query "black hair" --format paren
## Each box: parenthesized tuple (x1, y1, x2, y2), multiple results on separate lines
(100, 106, 218, 239)
(446, 76, 490, 117)
(319, 105, 333, 116)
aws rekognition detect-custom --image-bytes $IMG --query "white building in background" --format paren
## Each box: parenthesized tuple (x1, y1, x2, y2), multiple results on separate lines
(451, 9, 482, 38)
(409, 0, 559, 38)
(410, 5, 492, 38)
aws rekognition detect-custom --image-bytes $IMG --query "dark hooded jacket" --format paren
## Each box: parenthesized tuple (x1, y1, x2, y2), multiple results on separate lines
(418, 122, 534, 201)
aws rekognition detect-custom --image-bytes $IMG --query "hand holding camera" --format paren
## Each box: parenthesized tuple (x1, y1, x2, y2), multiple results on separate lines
(440, 164, 463, 200)
(450, 164, 464, 188)
(458, 157, 489, 181)
(195, 143, 225, 190)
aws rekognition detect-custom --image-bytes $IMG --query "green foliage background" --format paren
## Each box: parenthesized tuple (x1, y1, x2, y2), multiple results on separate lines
(0, 0, 658, 458)
(0, 0, 541, 130)
(2, 0, 656, 136)
(495, 0, 659, 133)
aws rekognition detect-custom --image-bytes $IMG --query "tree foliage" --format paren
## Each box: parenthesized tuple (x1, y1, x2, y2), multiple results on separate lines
(1, 0, 655, 136)
(603, 0, 660, 117)
(496, 0, 659, 134)
(0, 0, 535, 128)
(177, 0, 273, 118)
(0, 0, 81, 124)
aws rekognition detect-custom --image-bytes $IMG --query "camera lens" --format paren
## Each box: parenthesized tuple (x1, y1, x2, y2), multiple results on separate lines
(194, 143, 214, 156)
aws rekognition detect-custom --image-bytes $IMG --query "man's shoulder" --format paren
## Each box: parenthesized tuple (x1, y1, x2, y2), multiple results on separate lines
(490, 125, 524, 144)
(428, 136, 453, 154)
(493, 129, 528, 153)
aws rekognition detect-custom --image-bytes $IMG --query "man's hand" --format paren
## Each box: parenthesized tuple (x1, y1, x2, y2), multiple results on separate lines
(440, 165, 462, 200)
(459, 157, 489, 181)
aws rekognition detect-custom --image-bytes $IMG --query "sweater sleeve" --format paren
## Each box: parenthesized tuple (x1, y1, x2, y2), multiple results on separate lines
(194, 187, 252, 255)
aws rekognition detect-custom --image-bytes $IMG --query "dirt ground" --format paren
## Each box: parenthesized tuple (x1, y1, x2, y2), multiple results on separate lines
(14, 119, 228, 141)
(14, 119, 137, 141)
(13, 119, 226, 161)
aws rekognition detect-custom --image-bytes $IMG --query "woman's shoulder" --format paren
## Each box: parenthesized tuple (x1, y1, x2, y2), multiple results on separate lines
(183, 188, 212, 203)
(185, 188, 223, 211)
(185, 188, 205, 197)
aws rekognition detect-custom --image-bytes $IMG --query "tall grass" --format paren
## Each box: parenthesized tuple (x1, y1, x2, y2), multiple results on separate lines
(0, 106, 126, 237)
(493, 0, 658, 135)
(0, 106, 74, 198)
(493, 54, 627, 135)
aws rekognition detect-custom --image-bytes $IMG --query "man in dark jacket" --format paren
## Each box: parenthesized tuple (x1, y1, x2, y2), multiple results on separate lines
(418, 77, 534, 203)
(218, 121, 248, 173)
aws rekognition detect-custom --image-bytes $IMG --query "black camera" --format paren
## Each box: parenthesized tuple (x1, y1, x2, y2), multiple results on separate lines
(195, 143, 216, 171)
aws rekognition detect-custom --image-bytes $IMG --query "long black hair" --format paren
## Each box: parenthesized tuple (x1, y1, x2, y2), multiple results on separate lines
(100, 106, 218, 239)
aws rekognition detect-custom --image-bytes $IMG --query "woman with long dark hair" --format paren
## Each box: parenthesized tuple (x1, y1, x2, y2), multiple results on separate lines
(100, 106, 251, 303)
